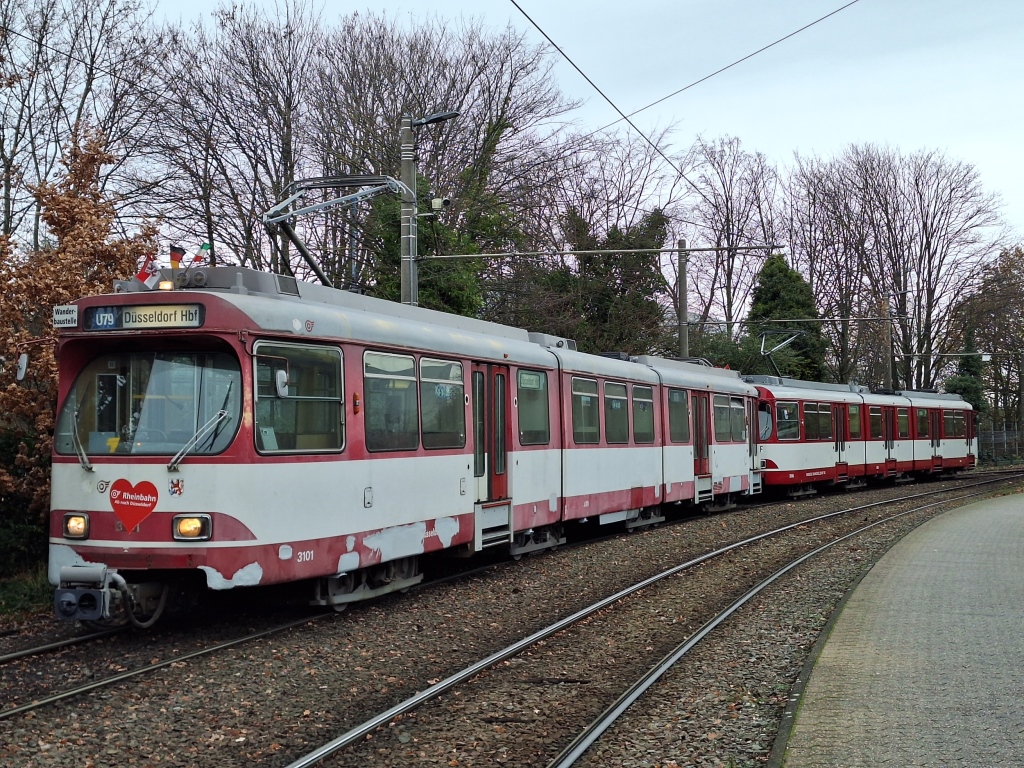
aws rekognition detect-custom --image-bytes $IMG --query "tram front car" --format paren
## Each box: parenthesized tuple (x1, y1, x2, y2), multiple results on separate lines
(49, 271, 250, 627)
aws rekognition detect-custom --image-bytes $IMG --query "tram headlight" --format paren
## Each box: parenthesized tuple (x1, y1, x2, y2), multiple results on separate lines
(63, 513, 90, 539)
(172, 514, 212, 541)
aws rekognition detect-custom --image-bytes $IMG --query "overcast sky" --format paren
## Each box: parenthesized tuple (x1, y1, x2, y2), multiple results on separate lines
(158, 0, 1024, 238)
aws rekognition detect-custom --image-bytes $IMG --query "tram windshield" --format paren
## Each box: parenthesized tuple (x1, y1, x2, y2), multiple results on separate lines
(54, 351, 242, 456)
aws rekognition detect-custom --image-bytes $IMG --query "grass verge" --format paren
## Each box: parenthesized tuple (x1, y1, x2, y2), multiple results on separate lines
(0, 565, 51, 616)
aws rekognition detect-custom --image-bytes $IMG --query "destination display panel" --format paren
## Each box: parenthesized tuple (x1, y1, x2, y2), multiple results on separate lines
(81, 304, 205, 331)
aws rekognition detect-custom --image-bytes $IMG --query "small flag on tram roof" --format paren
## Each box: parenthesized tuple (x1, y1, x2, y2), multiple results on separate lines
(170, 245, 186, 269)
(135, 253, 159, 287)
(190, 243, 211, 266)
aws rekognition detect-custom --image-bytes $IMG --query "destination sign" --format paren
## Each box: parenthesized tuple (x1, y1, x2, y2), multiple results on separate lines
(84, 304, 205, 331)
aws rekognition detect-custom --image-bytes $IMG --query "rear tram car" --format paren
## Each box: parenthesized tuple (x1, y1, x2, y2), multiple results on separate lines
(751, 376, 975, 494)
(49, 267, 763, 626)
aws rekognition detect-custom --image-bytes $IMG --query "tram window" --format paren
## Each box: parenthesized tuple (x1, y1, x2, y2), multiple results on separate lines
(473, 372, 485, 477)
(917, 408, 929, 437)
(713, 395, 732, 441)
(632, 385, 655, 444)
(363, 351, 418, 451)
(869, 406, 884, 439)
(805, 403, 832, 441)
(820, 404, 833, 440)
(944, 409, 965, 438)
(758, 402, 772, 440)
(571, 377, 600, 444)
(730, 397, 746, 441)
(517, 370, 550, 445)
(897, 407, 910, 439)
(776, 401, 800, 441)
(420, 358, 465, 449)
(803, 403, 816, 440)
(255, 343, 344, 453)
(604, 382, 629, 444)
(667, 388, 690, 443)
(849, 406, 862, 439)
(494, 374, 507, 474)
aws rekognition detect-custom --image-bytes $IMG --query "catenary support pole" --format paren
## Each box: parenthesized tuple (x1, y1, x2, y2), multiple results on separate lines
(399, 115, 418, 306)
(678, 239, 689, 358)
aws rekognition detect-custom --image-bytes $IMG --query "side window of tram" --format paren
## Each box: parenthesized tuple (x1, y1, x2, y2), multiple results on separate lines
(943, 409, 965, 438)
(604, 382, 629, 444)
(667, 388, 690, 443)
(713, 395, 732, 441)
(420, 358, 465, 449)
(363, 352, 418, 451)
(849, 406, 862, 439)
(869, 407, 884, 439)
(571, 377, 600, 444)
(897, 408, 910, 438)
(254, 343, 344, 452)
(758, 402, 773, 440)
(917, 408, 929, 437)
(517, 370, 550, 445)
(632, 385, 655, 444)
(804, 403, 833, 441)
(730, 397, 746, 441)
(776, 401, 800, 441)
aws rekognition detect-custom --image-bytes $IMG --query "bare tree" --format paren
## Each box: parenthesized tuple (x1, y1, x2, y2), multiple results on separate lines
(146, 0, 325, 271)
(786, 153, 875, 383)
(482, 126, 692, 331)
(303, 15, 581, 287)
(952, 247, 1024, 430)
(0, 0, 163, 249)
(786, 144, 1004, 389)
(685, 136, 780, 341)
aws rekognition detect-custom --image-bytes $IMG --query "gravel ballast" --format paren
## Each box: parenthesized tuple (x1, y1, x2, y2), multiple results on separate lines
(0, 477, 1017, 767)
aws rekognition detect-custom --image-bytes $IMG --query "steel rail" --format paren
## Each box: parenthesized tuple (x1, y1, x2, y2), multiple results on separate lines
(0, 628, 122, 666)
(0, 614, 324, 722)
(545, 486, 998, 767)
(284, 474, 1020, 768)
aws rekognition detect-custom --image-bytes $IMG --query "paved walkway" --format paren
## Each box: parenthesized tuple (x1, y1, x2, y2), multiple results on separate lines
(781, 494, 1024, 767)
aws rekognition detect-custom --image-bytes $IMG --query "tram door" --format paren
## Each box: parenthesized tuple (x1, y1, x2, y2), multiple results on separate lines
(472, 364, 510, 503)
(833, 404, 848, 465)
(692, 393, 711, 476)
(882, 405, 898, 469)
(930, 409, 943, 460)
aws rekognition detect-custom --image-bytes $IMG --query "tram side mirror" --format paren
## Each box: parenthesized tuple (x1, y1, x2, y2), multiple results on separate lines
(16, 353, 28, 381)
(275, 368, 289, 398)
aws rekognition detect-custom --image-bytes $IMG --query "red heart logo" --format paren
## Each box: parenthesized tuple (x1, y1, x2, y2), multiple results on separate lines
(109, 479, 159, 531)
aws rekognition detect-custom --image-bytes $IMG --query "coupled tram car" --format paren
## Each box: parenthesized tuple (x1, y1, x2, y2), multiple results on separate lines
(47, 267, 975, 626)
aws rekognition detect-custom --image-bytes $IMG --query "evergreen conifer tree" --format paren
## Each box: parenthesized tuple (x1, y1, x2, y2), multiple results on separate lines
(744, 254, 827, 381)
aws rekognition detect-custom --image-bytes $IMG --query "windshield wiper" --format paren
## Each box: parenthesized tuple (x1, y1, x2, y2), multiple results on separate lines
(167, 410, 229, 471)
(197, 380, 234, 452)
(71, 405, 94, 471)
(70, 382, 94, 471)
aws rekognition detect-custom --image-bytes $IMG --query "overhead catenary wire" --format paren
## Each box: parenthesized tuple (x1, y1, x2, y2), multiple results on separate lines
(506, 0, 863, 206)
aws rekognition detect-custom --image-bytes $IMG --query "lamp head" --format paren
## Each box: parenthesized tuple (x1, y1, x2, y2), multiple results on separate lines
(413, 110, 459, 127)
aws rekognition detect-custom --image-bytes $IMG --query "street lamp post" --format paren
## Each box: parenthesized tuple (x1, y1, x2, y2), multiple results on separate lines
(399, 110, 459, 306)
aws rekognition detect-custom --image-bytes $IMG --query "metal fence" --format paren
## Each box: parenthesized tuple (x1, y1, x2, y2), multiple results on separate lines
(977, 429, 1022, 464)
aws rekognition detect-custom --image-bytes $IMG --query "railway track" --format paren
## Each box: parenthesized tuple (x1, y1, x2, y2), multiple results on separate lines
(281, 473, 1021, 767)
(0, 615, 325, 721)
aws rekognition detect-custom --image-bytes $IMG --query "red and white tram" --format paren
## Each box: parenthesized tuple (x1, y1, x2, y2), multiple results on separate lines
(751, 376, 975, 493)
(49, 267, 762, 625)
